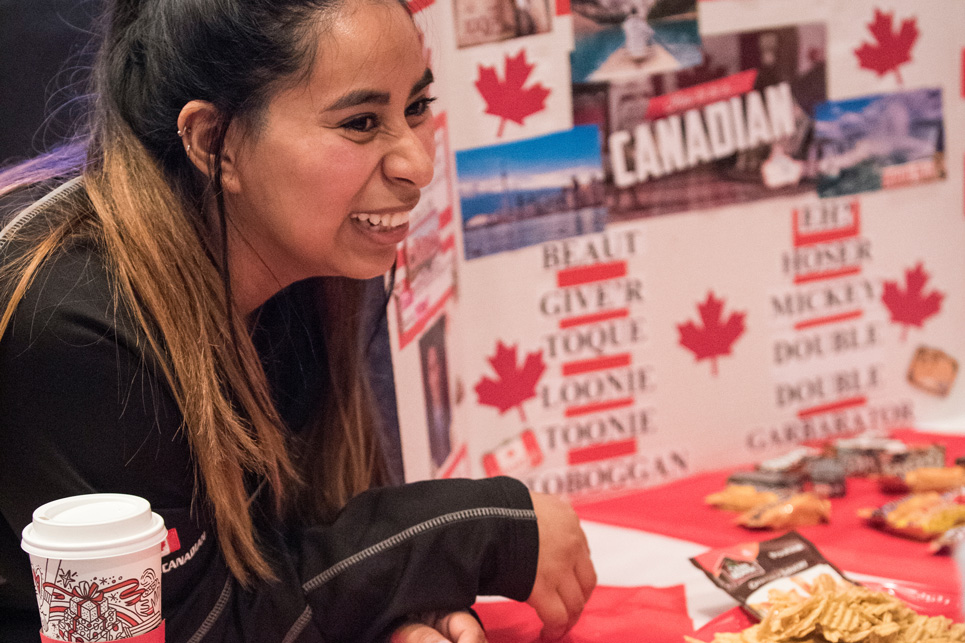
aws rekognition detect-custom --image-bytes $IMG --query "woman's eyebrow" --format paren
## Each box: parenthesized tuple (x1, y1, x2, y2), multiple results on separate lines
(410, 68, 434, 97)
(325, 89, 390, 111)
(324, 68, 434, 112)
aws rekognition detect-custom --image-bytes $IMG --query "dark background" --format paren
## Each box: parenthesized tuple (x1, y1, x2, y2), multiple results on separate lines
(0, 0, 101, 165)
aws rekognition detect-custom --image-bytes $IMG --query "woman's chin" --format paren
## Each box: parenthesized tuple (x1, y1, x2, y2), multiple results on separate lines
(342, 255, 398, 281)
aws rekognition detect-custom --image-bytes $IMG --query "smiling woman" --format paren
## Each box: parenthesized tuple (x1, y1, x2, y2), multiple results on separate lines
(0, 0, 595, 642)
(204, 0, 437, 307)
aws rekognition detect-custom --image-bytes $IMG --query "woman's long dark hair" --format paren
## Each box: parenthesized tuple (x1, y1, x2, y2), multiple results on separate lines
(0, 0, 392, 585)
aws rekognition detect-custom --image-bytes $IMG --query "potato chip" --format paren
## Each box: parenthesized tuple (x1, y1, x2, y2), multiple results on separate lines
(693, 573, 965, 643)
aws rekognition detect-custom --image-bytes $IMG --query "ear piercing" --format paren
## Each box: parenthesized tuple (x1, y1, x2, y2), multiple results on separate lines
(177, 127, 191, 154)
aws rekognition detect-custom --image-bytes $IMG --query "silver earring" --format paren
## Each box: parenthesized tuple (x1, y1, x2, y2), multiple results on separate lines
(177, 129, 184, 137)
(186, 144, 192, 153)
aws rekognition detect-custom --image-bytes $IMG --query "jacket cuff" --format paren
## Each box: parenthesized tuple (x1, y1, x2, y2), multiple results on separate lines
(481, 476, 539, 602)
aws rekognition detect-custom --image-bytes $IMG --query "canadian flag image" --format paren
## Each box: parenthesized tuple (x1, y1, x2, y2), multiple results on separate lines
(482, 429, 544, 477)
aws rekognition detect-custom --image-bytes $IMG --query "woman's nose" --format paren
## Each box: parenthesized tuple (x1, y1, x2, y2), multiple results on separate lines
(385, 125, 435, 189)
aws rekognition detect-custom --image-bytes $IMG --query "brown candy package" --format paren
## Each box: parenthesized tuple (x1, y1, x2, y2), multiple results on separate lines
(690, 532, 850, 619)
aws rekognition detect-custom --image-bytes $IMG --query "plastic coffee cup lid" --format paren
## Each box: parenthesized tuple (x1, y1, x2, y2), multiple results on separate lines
(21, 493, 167, 560)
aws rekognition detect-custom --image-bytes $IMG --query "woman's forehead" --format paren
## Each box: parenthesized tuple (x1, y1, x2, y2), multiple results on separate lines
(306, 0, 424, 88)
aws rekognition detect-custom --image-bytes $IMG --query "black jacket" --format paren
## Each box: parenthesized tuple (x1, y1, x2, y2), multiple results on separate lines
(0, 178, 538, 643)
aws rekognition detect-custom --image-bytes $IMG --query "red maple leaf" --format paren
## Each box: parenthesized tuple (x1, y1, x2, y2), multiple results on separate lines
(677, 292, 746, 377)
(854, 9, 919, 84)
(475, 50, 551, 138)
(474, 341, 546, 421)
(881, 262, 944, 340)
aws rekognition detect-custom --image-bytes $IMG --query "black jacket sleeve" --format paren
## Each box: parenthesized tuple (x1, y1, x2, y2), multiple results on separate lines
(0, 243, 539, 643)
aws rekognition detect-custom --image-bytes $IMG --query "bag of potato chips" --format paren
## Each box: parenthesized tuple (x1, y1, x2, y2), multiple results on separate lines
(689, 533, 965, 643)
(689, 532, 849, 619)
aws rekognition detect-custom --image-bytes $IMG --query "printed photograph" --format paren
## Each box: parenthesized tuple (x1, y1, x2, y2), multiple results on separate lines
(393, 114, 457, 348)
(571, 0, 702, 84)
(814, 87, 945, 198)
(419, 316, 454, 470)
(453, 0, 554, 48)
(572, 22, 828, 221)
(456, 125, 608, 260)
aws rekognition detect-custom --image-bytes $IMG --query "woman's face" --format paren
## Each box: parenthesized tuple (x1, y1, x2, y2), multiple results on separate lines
(223, 0, 435, 294)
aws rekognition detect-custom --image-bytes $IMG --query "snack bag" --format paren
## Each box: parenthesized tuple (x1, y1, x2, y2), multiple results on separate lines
(737, 493, 831, 530)
(808, 458, 847, 498)
(705, 485, 780, 513)
(930, 523, 965, 554)
(875, 444, 948, 492)
(690, 532, 850, 619)
(905, 466, 965, 493)
(858, 488, 965, 541)
(757, 447, 820, 474)
(687, 572, 965, 643)
(832, 437, 907, 477)
(725, 470, 806, 493)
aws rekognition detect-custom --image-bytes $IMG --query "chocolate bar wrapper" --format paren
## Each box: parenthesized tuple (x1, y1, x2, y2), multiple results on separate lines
(726, 470, 806, 493)
(757, 447, 820, 474)
(833, 437, 907, 477)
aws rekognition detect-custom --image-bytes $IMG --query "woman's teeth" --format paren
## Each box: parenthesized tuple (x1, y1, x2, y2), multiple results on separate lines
(352, 211, 409, 228)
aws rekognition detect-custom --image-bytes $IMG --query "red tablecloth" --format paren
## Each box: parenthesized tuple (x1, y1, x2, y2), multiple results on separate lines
(476, 585, 693, 643)
(477, 429, 965, 642)
(574, 428, 965, 594)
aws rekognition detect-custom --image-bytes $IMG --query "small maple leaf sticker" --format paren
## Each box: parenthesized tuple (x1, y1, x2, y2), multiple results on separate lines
(474, 341, 546, 421)
(881, 262, 944, 340)
(854, 8, 919, 84)
(677, 292, 746, 377)
(475, 50, 551, 138)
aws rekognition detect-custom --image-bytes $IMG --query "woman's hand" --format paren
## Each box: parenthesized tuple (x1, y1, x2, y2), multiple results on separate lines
(526, 492, 597, 641)
(390, 611, 487, 643)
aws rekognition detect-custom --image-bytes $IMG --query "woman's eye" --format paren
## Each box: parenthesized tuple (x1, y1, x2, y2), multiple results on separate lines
(406, 96, 437, 118)
(343, 115, 378, 133)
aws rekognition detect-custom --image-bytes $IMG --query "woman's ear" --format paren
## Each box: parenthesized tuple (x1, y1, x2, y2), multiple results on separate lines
(176, 100, 243, 193)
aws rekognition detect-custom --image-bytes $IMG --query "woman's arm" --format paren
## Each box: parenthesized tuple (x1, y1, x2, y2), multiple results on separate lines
(287, 476, 537, 642)
(0, 244, 550, 643)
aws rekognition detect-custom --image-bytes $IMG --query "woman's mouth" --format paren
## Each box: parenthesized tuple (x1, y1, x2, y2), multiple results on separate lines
(351, 211, 410, 228)
(349, 210, 411, 245)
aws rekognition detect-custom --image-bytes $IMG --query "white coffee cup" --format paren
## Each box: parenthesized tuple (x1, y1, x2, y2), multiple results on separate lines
(21, 494, 168, 642)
